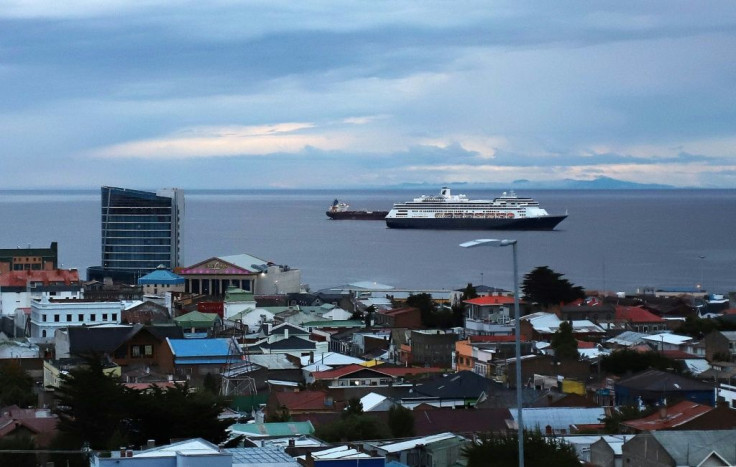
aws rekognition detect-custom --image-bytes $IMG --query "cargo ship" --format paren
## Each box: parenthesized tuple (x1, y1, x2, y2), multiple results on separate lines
(326, 199, 388, 220)
(385, 187, 567, 230)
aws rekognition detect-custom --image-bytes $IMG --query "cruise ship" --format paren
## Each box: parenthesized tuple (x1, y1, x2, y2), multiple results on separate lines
(385, 187, 567, 230)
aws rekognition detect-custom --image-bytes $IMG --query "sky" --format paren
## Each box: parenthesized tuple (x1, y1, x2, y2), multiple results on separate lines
(2, 1, 736, 189)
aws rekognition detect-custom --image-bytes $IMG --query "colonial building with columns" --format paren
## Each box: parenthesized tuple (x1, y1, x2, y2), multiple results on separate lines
(178, 253, 301, 297)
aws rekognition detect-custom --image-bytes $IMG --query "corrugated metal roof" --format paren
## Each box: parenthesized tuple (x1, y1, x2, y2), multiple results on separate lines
(168, 338, 234, 357)
(512, 407, 606, 431)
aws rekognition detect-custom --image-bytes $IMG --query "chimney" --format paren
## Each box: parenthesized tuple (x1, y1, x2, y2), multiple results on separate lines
(288, 438, 295, 448)
(659, 405, 667, 419)
(146, 439, 155, 449)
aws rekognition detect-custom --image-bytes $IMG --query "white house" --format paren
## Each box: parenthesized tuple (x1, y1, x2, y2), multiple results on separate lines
(29, 296, 123, 340)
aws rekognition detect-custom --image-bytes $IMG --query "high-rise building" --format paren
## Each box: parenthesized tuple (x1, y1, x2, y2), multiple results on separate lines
(88, 187, 184, 283)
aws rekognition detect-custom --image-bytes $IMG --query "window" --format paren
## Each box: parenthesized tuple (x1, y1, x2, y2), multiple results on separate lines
(42, 314, 47, 322)
(112, 314, 117, 321)
(131, 345, 154, 358)
(66, 314, 72, 322)
(54, 314, 60, 322)
(102, 314, 108, 321)
(78, 314, 84, 321)
(90, 314, 96, 322)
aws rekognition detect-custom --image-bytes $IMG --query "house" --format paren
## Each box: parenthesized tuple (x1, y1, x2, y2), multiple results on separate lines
(163, 337, 241, 378)
(267, 391, 342, 418)
(0, 268, 81, 323)
(406, 330, 458, 368)
(621, 430, 736, 467)
(122, 300, 171, 324)
(704, 330, 736, 361)
(29, 296, 123, 340)
(614, 306, 667, 334)
(137, 267, 185, 296)
(512, 407, 607, 435)
(558, 300, 615, 323)
(403, 370, 496, 409)
(622, 400, 712, 432)
(640, 332, 692, 352)
(614, 369, 715, 406)
(299, 445, 385, 467)
(90, 438, 232, 467)
(373, 307, 421, 329)
(463, 295, 517, 334)
(0, 405, 59, 447)
(364, 432, 468, 467)
(55, 324, 184, 369)
(520, 312, 606, 342)
(0, 242, 59, 273)
(174, 310, 222, 336)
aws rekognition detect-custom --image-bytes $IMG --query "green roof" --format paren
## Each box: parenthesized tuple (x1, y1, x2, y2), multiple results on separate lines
(174, 310, 219, 328)
(229, 421, 315, 437)
(225, 286, 255, 302)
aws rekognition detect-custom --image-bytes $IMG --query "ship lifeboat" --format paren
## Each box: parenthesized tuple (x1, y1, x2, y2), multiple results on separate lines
(507, 212, 515, 219)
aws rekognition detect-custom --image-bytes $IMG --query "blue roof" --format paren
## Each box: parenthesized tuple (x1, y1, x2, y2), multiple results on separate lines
(168, 338, 236, 357)
(138, 268, 185, 285)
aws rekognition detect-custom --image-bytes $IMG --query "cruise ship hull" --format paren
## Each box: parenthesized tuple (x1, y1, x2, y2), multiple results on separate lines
(327, 210, 388, 220)
(385, 215, 567, 230)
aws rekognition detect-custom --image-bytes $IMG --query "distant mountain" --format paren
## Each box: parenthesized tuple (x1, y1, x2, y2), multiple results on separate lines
(510, 176, 674, 189)
(393, 176, 674, 190)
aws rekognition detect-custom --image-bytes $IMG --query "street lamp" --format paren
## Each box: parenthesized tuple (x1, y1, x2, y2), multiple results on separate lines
(460, 238, 524, 467)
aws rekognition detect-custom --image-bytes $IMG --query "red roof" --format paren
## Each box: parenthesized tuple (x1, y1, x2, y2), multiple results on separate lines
(622, 401, 712, 431)
(464, 296, 516, 306)
(615, 306, 665, 323)
(273, 390, 338, 411)
(377, 307, 418, 316)
(0, 269, 79, 287)
(312, 364, 390, 380)
(576, 340, 597, 349)
(661, 350, 699, 360)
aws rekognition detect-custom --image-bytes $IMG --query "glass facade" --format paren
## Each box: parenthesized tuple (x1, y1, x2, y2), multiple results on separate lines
(101, 186, 183, 280)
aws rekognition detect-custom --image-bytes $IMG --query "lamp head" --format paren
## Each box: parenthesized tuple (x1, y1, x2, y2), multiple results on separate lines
(460, 238, 517, 248)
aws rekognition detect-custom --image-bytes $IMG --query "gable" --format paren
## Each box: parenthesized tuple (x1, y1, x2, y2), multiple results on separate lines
(179, 257, 254, 275)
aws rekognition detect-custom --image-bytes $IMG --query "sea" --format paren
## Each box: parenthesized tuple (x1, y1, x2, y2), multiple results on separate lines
(1, 189, 735, 295)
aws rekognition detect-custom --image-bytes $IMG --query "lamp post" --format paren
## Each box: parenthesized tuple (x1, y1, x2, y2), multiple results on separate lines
(460, 238, 524, 467)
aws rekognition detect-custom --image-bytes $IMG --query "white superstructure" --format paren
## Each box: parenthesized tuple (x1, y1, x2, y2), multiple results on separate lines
(386, 187, 551, 220)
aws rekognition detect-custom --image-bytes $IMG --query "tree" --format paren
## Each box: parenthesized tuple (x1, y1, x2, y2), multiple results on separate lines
(521, 266, 585, 308)
(461, 283, 478, 301)
(54, 356, 229, 449)
(314, 414, 390, 442)
(550, 321, 579, 360)
(0, 361, 36, 408)
(54, 357, 133, 449)
(462, 430, 580, 467)
(600, 349, 680, 375)
(0, 433, 37, 467)
(387, 404, 414, 438)
(344, 397, 364, 418)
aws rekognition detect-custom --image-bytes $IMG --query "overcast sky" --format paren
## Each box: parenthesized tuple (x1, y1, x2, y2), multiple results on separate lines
(2, 1, 736, 189)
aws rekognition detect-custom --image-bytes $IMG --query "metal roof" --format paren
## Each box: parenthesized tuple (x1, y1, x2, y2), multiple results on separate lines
(137, 268, 184, 285)
(225, 447, 297, 465)
(167, 337, 236, 357)
(512, 407, 606, 431)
